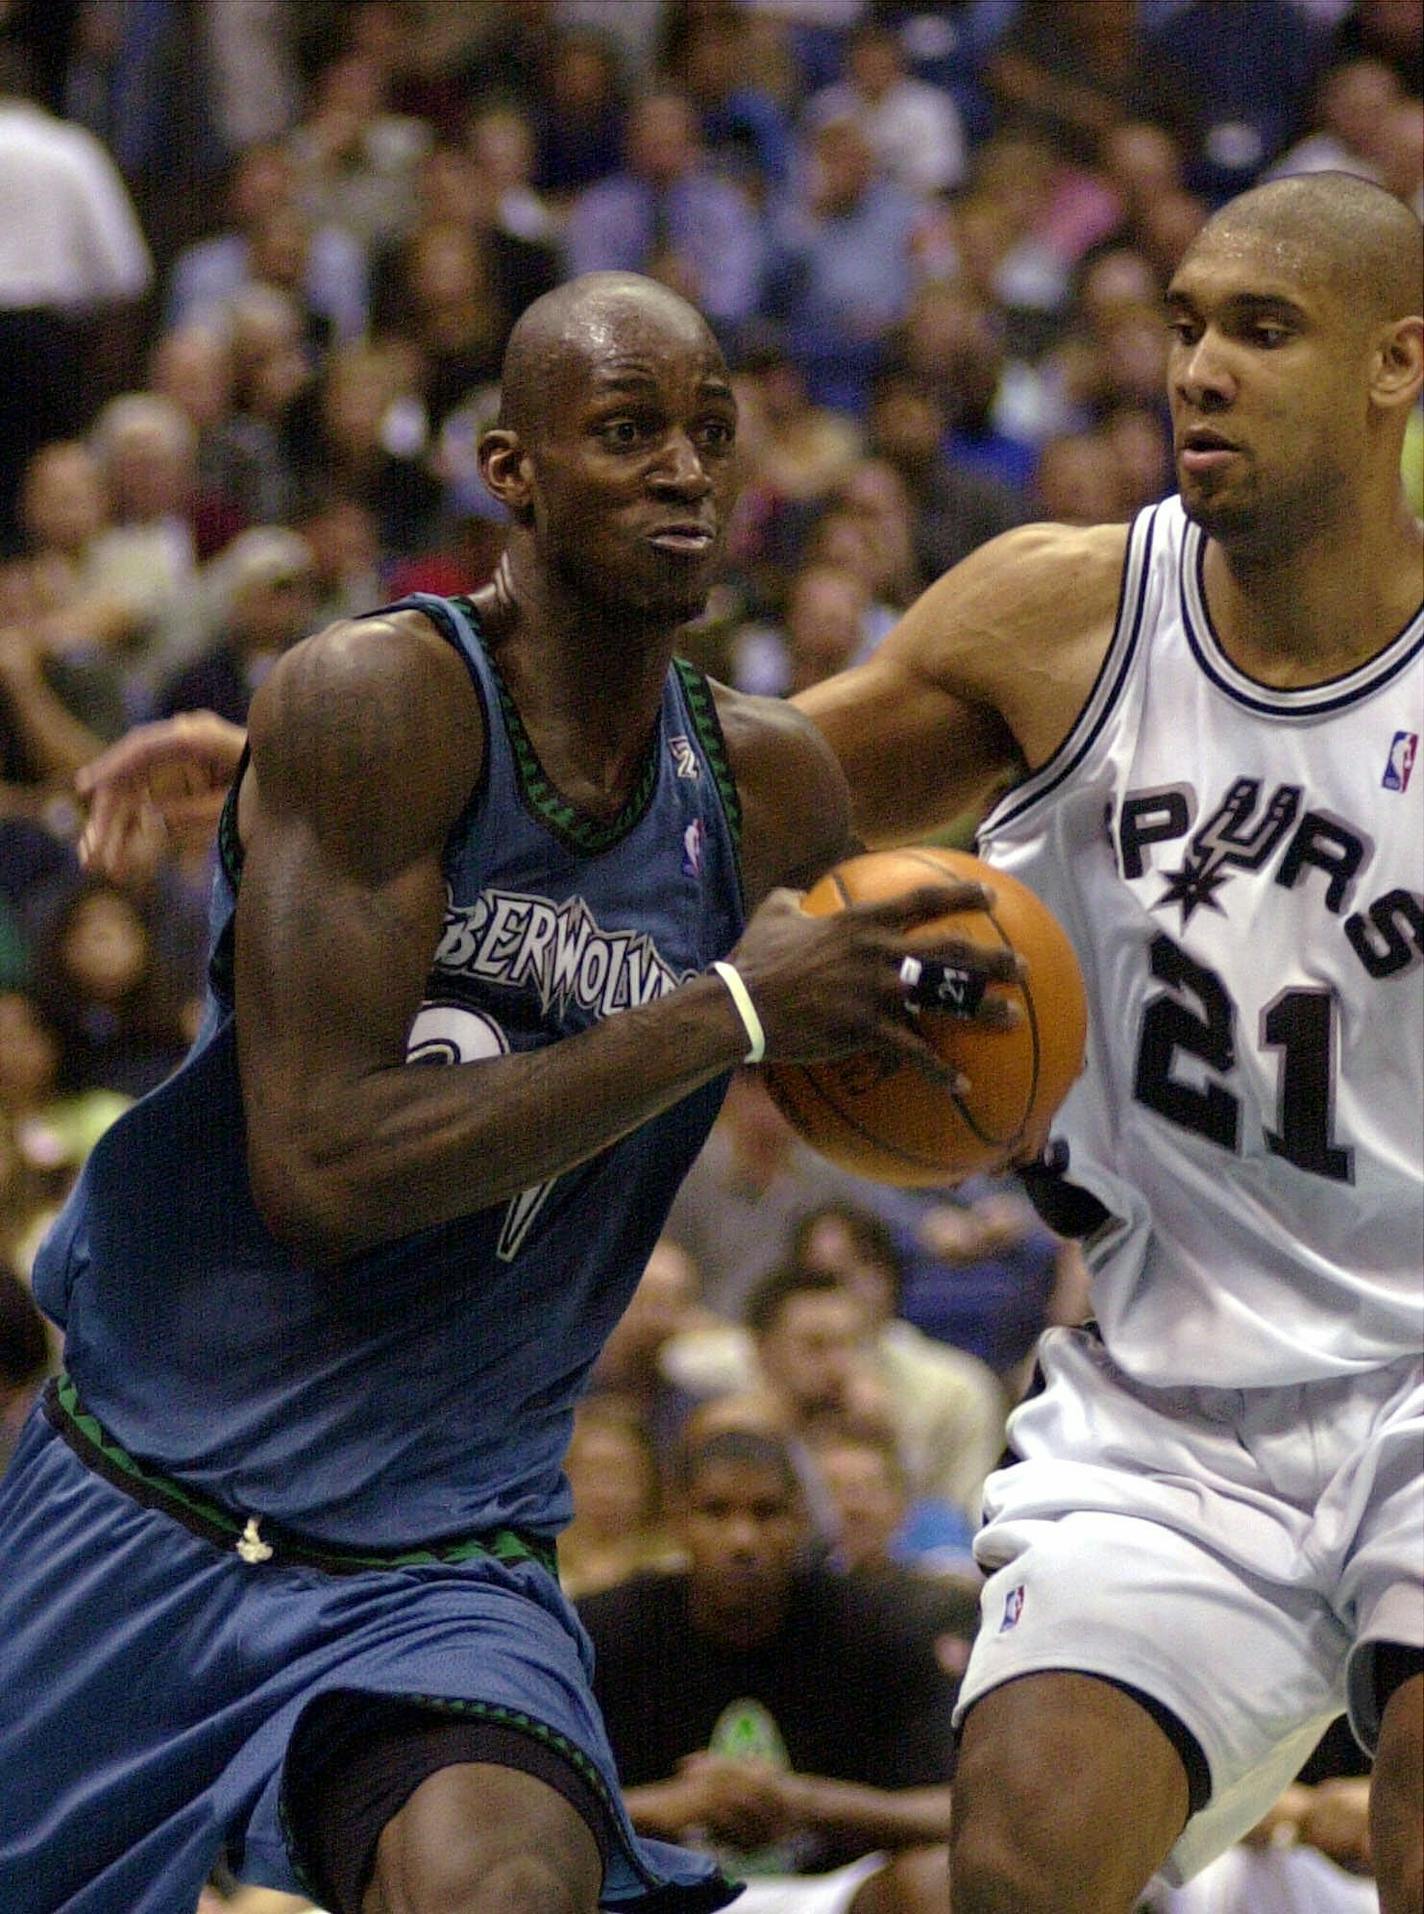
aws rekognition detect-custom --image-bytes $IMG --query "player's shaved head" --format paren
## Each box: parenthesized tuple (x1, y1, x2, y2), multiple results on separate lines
(497, 271, 723, 440)
(1183, 172, 1423, 332)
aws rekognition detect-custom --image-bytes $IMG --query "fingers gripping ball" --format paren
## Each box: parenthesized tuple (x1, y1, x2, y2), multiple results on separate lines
(763, 847, 1087, 1185)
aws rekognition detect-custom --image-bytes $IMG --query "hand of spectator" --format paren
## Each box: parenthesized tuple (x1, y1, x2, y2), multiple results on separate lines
(1296, 1779, 1372, 1874)
(76, 711, 247, 880)
(0, 624, 42, 691)
(1241, 1780, 1371, 1872)
(674, 1752, 794, 1849)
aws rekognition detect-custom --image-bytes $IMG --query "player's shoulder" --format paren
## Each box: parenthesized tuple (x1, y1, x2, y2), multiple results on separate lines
(901, 520, 1130, 655)
(882, 520, 1132, 739)
(246, 607, 484, 872)
(709, 680, 854, 897)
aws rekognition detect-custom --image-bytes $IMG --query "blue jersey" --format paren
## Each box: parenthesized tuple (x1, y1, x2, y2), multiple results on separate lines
(33, 594, 747, 1548)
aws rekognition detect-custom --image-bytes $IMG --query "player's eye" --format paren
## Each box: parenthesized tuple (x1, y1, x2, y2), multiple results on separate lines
(697, 418, 735, 451)
(1251, 324, 1290, 348)
(597, 417, 650, 448)
(1166, 317, 1200, 346)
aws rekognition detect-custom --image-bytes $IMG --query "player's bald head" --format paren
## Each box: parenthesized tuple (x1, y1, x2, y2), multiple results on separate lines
(497, 272, 723, 440)
(1182, 173, 1423, 333)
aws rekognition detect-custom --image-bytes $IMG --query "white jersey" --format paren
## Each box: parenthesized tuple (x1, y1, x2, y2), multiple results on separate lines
(978, 497, 1424, 1388)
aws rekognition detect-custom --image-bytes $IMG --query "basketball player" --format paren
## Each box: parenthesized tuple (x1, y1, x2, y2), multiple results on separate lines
(73, 177, 1423, 1909)
(798, 172, 1424, 1913)
(0, 275, 1016, 1914)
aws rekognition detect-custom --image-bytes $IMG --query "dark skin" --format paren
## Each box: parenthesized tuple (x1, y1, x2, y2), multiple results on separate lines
(621, 1459, 952, 1913)
(227, 274, 1015, 1914)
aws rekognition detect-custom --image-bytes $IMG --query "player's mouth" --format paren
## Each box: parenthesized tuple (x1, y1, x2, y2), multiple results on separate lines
(647, 521, 717, 555)
(1178, 427, 1241, 474)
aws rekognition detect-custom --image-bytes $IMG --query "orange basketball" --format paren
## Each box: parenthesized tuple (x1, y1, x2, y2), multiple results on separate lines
(763, 847, 1087, 1185)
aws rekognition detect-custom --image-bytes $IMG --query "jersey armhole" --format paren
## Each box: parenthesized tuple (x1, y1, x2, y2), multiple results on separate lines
(977, 506, 1160, 843)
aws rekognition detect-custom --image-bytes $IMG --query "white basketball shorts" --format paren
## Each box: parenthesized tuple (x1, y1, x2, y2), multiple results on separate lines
(953, 1326, 1422, 1886)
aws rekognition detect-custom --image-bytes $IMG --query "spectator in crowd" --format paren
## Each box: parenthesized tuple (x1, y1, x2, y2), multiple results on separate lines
(368, 139, 559, 376)
(559, 1397, 680, 1600)
(765, 114, 923, 415)
(791, 1202, 1005, 1523)
(286, 48, 431, 251)
(158, 527, 319, 728)
(148, 323, 279, 550)
(467, 102, 561, 249)
(898, 1175, 1091, 1387)
(0, 986, 129, 1274)
(732, 559, 873, 700)
(588, 1236, 715, 1463)
(673, 3, 793, 205)
(900, 283, 1039, 498)
(1267, 56, 1405, 187)
(84, 393, 204, 708)
(579, 1427, 956, 1914)
(665, 1068, 880, 1322)
(291, 340, 442, 560)
(803, 1417, 985, 1664)
(866, 368, 1026, 578)
(290, 489, 383, 627)
(166, 138, 368, 348)
(0, 38, 153, 554)
(531, 27, 628, 206)
(804, 20, 965, 201)
(565, 90, 765, 340)
(1032, 429, 1128, 526)
(29, 874, 199, 1099)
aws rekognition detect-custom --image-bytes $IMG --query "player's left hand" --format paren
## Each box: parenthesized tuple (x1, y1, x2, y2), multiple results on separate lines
(76, 711, 247, 880)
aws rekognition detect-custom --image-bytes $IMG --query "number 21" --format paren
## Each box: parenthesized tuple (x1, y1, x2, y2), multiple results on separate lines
(1133, 933, 1354, 1183)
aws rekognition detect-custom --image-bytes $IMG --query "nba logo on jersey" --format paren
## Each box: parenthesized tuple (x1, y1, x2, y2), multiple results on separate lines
(683, 819, 703, 878)
(1000, 1584, 1026, 1632)
(1382, 731, 1417, 792)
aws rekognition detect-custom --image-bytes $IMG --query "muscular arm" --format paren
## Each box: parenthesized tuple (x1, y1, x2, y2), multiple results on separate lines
(794, 522, 1128, 847)
(237, 614, 755, 1262)
(236, 616, 985, 1263)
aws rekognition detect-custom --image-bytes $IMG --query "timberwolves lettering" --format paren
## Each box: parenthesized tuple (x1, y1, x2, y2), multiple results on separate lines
(432, 885, 695, 1016)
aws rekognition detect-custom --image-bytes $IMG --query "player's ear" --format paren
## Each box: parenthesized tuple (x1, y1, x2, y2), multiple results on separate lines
(479, 427, 536, 522)
(1368, 314, 1424, 416)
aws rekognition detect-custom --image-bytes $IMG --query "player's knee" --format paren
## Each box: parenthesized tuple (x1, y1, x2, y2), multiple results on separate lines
(374, 1848, 595, 1914)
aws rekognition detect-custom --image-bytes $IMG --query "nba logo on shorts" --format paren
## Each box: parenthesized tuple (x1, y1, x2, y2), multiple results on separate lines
(1000, 1584, 1026, 1632)
(1383, 731, 1417, 792)
(683, 819, 703, 878)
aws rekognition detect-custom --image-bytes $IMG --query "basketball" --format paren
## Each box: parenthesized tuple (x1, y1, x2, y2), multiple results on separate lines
(763, 846, 1087, 1185)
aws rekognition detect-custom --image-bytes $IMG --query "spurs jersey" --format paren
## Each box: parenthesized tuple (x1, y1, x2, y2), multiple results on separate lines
(978, 498, 1424, 1388)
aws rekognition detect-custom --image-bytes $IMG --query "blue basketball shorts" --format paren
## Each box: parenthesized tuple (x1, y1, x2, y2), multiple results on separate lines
(0, 1403, 737, 1913)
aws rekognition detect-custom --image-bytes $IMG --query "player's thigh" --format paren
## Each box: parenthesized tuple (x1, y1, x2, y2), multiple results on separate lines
(951, 1669, 1191, 1902)
(364, 1761, 602, 1914)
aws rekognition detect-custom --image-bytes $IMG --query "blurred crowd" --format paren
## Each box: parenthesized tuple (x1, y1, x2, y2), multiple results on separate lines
(0, 2, 1415, 1908)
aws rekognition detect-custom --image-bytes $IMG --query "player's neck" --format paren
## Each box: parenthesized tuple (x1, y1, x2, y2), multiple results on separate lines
(478, 552, 678, 816)
(1204, 500, 1423, 688)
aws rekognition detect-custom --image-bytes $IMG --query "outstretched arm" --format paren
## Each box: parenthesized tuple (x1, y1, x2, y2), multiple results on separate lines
(794, 522, 1128, 846)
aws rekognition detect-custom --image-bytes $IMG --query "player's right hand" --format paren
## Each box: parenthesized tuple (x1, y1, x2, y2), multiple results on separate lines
(725, 880, 1023, 1081)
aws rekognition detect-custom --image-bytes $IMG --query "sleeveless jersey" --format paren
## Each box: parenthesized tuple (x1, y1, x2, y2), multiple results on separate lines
(978, 498, 1424, 1389)
(32, 594, 747, 1545)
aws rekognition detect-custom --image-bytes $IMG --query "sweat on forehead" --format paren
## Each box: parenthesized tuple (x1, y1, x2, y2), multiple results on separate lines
(1182, 173, 1423, 329)
(498, 272, 723, 433)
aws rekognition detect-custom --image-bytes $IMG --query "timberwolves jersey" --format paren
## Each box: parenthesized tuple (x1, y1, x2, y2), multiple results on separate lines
(32, 594, 747, 1544)
(978, 499, 1424, 1389)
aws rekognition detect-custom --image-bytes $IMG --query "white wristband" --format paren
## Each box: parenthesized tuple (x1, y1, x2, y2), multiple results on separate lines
(710, 961, 766, 1065)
